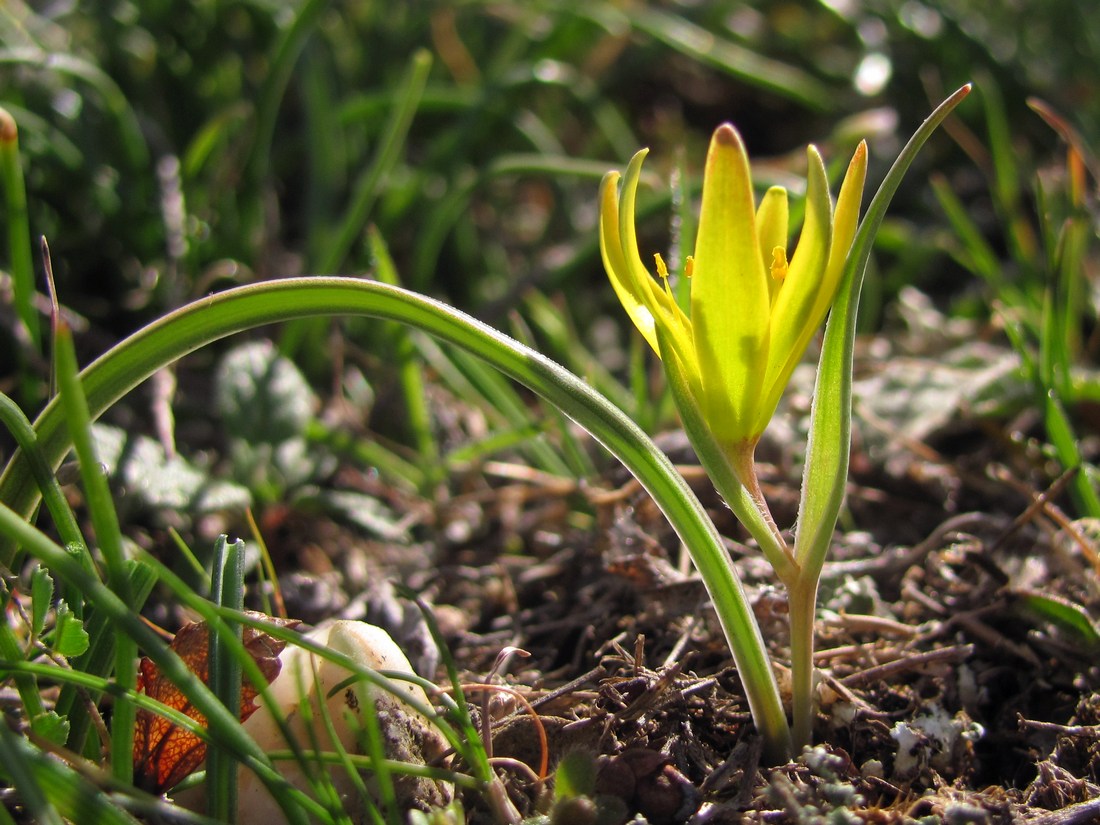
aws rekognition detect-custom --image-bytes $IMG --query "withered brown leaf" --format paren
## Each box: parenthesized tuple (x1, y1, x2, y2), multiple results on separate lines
(132, 611, 299, 793)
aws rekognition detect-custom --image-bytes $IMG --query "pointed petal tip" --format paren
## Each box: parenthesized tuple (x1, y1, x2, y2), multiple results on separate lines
(714, 122, 740, 146)
(841, 141, 869, 183)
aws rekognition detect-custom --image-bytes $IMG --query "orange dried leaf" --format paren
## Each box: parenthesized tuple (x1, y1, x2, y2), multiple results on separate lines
(132, 612, 299, 793)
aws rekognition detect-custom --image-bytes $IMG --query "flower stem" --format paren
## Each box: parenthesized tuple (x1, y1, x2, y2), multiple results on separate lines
(788, 577, 819, 752)
(728, 442, 798, 581)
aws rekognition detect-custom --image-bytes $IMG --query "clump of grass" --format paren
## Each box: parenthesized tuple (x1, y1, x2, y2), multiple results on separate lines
(933, 80, 1100, 519)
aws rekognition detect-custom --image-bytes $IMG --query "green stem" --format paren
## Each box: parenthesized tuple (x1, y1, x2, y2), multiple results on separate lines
(655, 341, 796, 588)
(727, 441, 796, 579)
(787, 577, 819, 753)
(656, 331, 794, 760)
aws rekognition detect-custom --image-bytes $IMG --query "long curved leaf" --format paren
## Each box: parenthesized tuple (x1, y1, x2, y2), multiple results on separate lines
(0, 275, 790, 758)
(795, 85, 973, 578)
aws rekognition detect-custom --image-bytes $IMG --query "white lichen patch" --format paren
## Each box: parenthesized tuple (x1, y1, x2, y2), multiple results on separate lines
(890, 703, 985, 781)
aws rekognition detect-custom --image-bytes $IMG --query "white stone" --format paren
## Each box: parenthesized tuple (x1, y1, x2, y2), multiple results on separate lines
(184, 620, 452, 823)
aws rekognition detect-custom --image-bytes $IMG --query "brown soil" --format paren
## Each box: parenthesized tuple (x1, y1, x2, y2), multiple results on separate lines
(249, 371, 1100, 824)
(153, 314, 1094, 825)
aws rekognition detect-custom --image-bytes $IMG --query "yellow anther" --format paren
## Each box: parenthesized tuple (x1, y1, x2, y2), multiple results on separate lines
(654, 252, 670, 280)
(685, 255, 694, 278)
(770, 246, 788, 282)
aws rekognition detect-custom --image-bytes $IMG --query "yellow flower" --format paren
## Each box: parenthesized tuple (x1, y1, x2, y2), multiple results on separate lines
(600, 123, 867, 453)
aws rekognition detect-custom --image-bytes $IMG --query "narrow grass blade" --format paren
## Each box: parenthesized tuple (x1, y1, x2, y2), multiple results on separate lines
(246, 0, 328, 194)
(931, 174, 1012, 296)
(317, 49, 432, 275)
(0, 613, 49, 739)
(624, 8, 832, 110)
(0, 108, 39, 354)
(418, 336, 574, 477)
(1044, 394, 1100, 518)
(507, 308, 598, 481)
(523, 288, 635, 422)
(207, 536, 246, 822)
(304, 420, 425, 493)
(0, 48, 148, 168)
(0, 721, 92, 825)
(0, 392, 82, 553)
(0, 511, 317, 825)
(56, 560, 157, 759)
(135, 546, 465, 820)
(1012, 588, 1100, 649)
(979, 77, 1038, 265)
(54, 321, 138, 784)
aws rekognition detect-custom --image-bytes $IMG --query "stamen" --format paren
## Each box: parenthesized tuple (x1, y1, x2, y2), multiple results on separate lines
(770, 247, 788, 282)
(654, 253, 675, 299)
(654, 253, 670, 280)
(685, 256, 694, 278)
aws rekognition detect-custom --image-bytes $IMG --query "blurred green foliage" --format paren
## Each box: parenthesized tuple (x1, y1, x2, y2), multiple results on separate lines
(1, 0, 1097, 422)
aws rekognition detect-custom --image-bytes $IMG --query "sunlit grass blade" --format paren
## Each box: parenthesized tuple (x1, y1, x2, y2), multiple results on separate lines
(54, 321, 137, 784)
